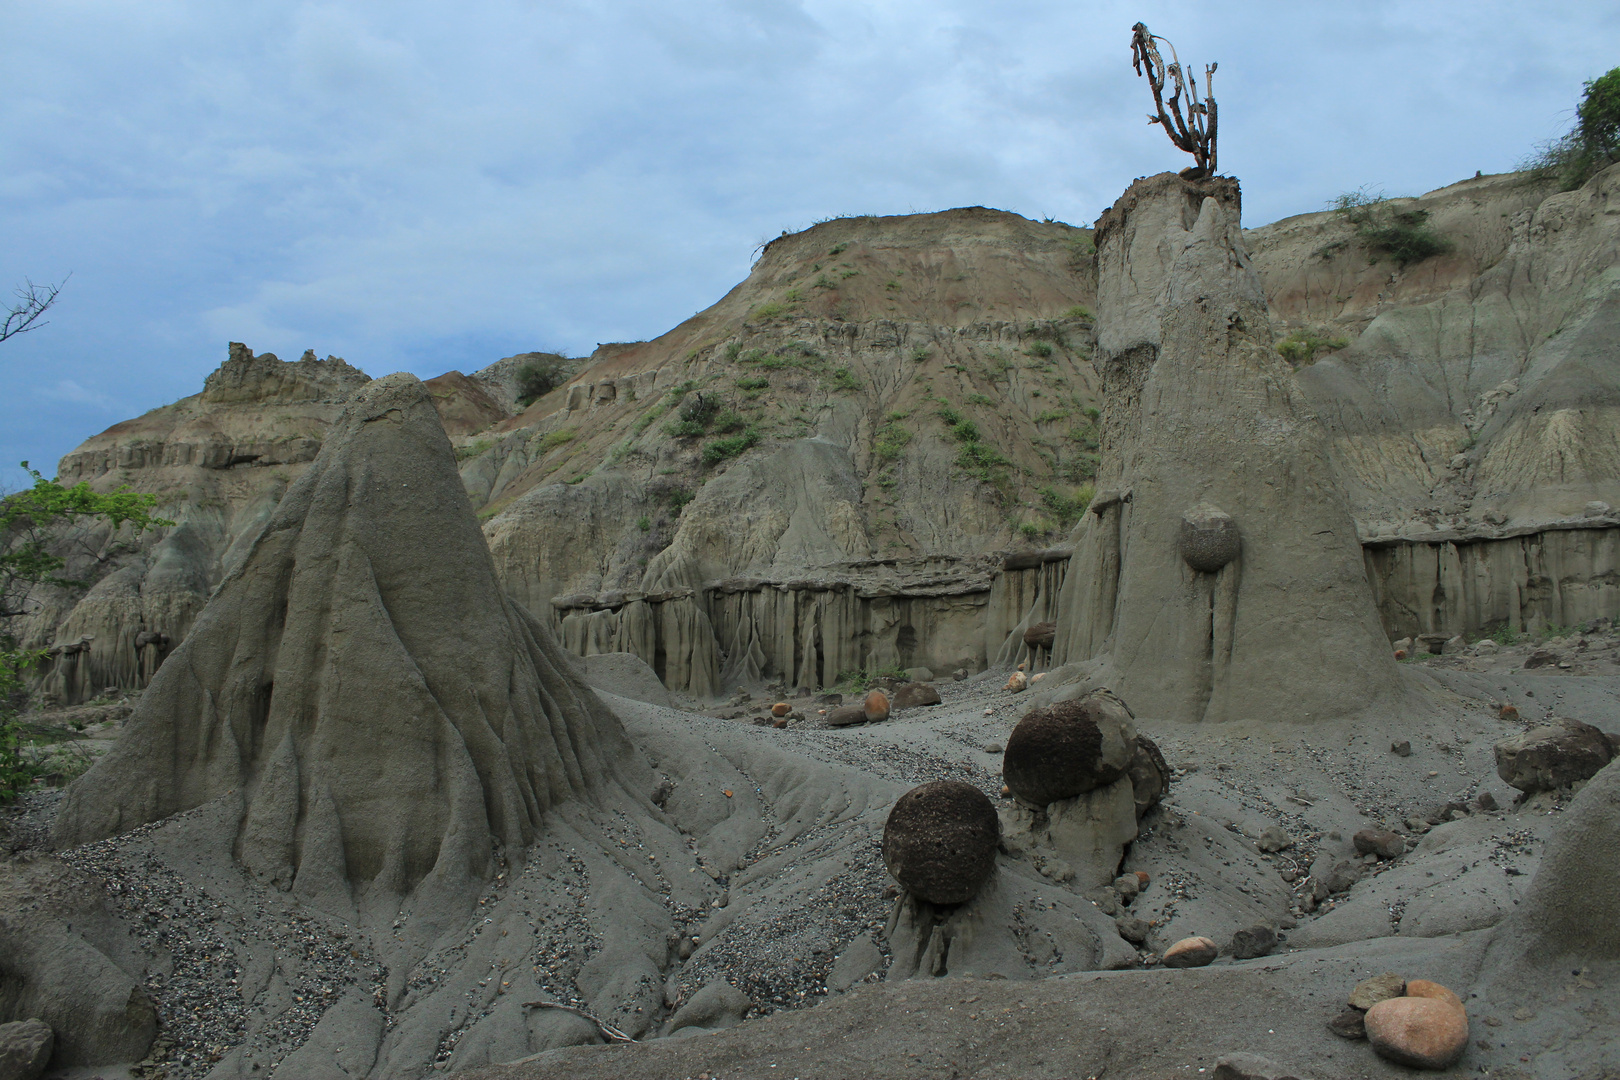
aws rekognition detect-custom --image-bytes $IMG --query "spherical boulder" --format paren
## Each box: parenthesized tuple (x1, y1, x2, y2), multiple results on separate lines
(1178, 503, 1240, 573)
(1004, 671, 1028, 693)
(1002, 690, 1138, 807)
(863, 689, 890, 722)
(771, 702, 791, 717)
(1364, 995, 1468, 1069)
(1162, 936, 1217, 968)
(881, 780, 1000, 905)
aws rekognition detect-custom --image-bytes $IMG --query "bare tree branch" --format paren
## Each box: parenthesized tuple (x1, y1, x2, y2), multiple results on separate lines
(1130, 23, 1218, 177)
(1, 276, 68, 344)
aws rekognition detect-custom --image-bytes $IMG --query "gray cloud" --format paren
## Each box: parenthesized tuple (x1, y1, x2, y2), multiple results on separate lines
(2, 0, 1615, 485)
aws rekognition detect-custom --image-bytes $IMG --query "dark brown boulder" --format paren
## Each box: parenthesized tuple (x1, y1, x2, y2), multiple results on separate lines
(1178, 503, 1240, 573)
(826, 704, 867, 727)
(891, 682, 942, 710)
(881, 781, 1000, 905)
(1126, 734, 1170, 816)
(1023, 621, 1057, 649)
(1002, 690, 1138, 807)
(1495, 719, 1615, 792)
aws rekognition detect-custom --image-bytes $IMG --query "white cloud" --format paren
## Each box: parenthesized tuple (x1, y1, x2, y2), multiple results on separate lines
(1, 0, 1617, 475)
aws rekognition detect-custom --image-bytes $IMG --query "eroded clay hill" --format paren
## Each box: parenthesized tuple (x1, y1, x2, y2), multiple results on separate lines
(24, 169, 1620, 704)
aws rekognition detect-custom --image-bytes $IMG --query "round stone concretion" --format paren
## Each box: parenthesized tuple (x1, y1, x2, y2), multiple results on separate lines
(1002, 691, 1138, 807)
(1179, 503, 1240, 573)
(882, 780, 1000, 905)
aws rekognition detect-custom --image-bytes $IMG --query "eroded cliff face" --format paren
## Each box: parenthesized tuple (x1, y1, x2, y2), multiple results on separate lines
(23, 170, 1620, 703)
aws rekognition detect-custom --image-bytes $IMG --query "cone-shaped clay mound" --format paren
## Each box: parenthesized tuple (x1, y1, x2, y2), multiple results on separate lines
(52, 374, 635, 926)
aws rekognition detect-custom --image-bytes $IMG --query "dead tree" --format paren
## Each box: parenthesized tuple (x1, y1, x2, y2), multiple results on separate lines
(1130, 23, 1218, 177)
(1, 277, 66, 344)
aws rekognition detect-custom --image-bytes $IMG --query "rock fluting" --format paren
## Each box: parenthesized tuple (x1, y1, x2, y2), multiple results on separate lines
(881, 781, 1000, 905)
(52, 374, 638, 933)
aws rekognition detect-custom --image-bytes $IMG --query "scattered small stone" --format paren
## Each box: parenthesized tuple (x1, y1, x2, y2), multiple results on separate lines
(1365, 995, 1469, 1069)
(772, 717, 788, 729)
(1134, 870, 1150, 889)
(1115, 916, 1150, 944)
(1499, 704, 1520, 721)
(1229, 925, 1277, 960)
(1161, 936, 1217, 969)
(1353, 828, 1406, 860)
(952, 668, 968, 681)
(1349, 972, 1406, 1010)
(1475, 791, 1498, 811)
(1327, 1007, 1367, 1040)
(983, 742, 1004, 754)
(1391, 740, 1412, 757)
(1523, 649, 1558, 669)
(1257, 825, 1292, 852)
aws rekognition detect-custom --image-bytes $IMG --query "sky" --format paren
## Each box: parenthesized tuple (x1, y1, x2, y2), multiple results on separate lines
(2, 0, 1616, 488)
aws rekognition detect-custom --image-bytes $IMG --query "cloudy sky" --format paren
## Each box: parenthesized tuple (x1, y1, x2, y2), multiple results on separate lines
(2, 0, 1616, 486)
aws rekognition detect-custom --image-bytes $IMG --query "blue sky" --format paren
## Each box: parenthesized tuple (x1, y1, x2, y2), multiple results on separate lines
(3, 0, 1616, 487)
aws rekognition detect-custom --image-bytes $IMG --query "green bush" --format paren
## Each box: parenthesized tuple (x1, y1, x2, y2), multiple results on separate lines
(665, 419, 706, 438)
(1041, 484, 1095, 528)
(1525, 67, 1620, 190)
(1033, 408, 1069, 424)
(515, 355, 566, 407)
(1025, 341, 1054, 358)
(1276, 329, 1350, 365)
(829, 242, 848, 256)
(752, 301, 787, 321)
(874, 420, 912, 462)
(636, 515, 651, 532)
(736, 375, 770, 391)
(814, 275, 837, 289)
(966, 393, 996, 407)
(1065, 234, 1094, 270)
(1331, 191, 1452, 267)
(829, 367, 859, 391)
(712, 409, 747, 434)
(702, 426, 760, 464)
(537, 428, 576, 452)
(909, 346, 930, 362)
(1062, 305, 1093, 322)
(1018, 521, 1045, 540)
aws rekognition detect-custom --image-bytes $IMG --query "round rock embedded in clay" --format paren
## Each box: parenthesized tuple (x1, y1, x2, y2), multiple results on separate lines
(881, 780, 1000, 905)
(1002, 690, 1138, 807)
(1178, 503, 1240, 573)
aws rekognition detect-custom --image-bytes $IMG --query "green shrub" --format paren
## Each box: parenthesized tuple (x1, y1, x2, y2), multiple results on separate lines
(956, 440, 1010, 478)
(1062, 305, 1093, 322)
(1065, 234, 1094, 270)
(839, 268, 859, 279)
(965, 393, 996, 407)
(1033, 409, 1069, 424)
(950, 418, 980, 443)
(637, 515, 651, 532)
(702, 426, 760, 464)
(712, 409, 747, 434)
(874, 420, 912, 462)
(632, 404, 667, 434)
(909, 346, 930, 362)
(937, 404, 964, 427)
(829, 242, 848, 256)
(752, 301, 787, 321)
(1041, 484, 1094, 528)
(885, 279, 902, 292)
(829, 367, 859, 391)
(1082, 405, 1101, 421)
(1276, 329, 1350, 365)
(538, 428, 576, 452)
(515, 355, 566, 407)
(1524, 67, 1620, 190)
(784, 288, 804, 302)
(679, 392, 720, 426)
(1026, 341, 1054, 358)
(1331, 191, 1453, 267)
(814, 275, 837, 290)
(1018, 521, 1045, 540)
(736, 375, 769, 391)
(665, 419, 706, 438)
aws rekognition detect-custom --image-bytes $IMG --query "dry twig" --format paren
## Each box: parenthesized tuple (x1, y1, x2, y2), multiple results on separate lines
(1129, 22, 1218, 176)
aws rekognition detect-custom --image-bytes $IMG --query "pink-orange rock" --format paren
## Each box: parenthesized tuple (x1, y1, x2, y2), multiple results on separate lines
(771, 702, 791, 717)
(1004, 671, 1028, 693)
(1404, 980, 1464, 1011)
(1364, 996, 1468, 1069)
(1161, 936, 1217, 968)
(863, 689, 890, 722)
